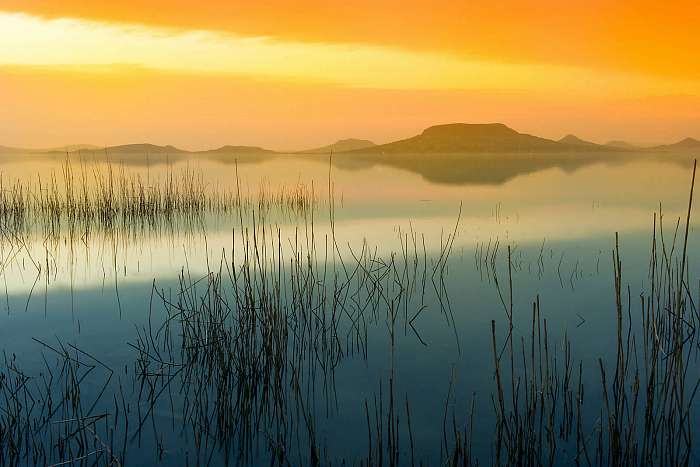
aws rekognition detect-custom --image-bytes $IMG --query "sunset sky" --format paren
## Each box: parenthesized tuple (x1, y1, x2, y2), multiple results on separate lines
(1, 1, 699, 150)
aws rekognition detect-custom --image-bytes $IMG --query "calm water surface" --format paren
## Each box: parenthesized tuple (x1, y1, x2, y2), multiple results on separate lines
(0, 152, 698, 465)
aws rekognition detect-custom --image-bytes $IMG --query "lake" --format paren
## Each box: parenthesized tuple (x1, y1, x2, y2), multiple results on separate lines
(0, 150, 698, 466)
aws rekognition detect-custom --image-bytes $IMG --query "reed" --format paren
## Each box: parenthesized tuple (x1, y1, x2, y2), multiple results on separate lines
(487, 160, 700, 466)
(0, 159, 318, 241)
(1, 160, 699, 466)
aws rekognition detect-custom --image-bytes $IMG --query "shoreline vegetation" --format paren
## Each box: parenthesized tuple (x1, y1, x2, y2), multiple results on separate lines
(0, 160, 318, 239)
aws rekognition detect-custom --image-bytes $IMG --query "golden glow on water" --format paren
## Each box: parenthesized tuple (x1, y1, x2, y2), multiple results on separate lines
(0, 157, 693, 293)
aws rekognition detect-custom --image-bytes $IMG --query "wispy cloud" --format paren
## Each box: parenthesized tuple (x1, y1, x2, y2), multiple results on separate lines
(1, 12, 696, 96)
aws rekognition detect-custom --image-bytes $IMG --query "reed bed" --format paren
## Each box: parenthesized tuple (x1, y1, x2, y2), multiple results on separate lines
(487, 161, 700, 466)
(126, 207, 459, 465)
(0, 160, 318, 240)
(0, 200, 459, 465)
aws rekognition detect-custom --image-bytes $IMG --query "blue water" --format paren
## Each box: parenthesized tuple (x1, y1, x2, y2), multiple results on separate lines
(1, 155, 699, 465)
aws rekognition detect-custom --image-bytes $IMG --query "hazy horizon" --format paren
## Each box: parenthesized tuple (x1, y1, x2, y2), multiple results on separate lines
(1, 2, 699, 150)
(2, 120, 698, 153)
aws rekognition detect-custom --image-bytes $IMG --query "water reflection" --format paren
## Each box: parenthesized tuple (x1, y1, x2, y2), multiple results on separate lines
(0, 152, 698, 465)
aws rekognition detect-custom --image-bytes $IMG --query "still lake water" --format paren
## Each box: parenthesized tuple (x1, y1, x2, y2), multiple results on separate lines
(0, 151, 698, 465)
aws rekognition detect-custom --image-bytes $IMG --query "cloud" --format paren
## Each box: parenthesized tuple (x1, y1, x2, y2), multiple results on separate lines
(1, 12, 697, 97)
(1, 0, 699, 79)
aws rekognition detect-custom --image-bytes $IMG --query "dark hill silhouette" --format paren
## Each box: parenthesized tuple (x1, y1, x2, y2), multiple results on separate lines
(351, 123, 613, 154)
(652, 137, 700, 151)
(45, 144, 101, 153)
(202, 145, 275, 155)
(559, 134, 599, 147)
(3, 123, 696, 159)
(300, 138, 376, 154)
(0, 145, 25, 154)
(109, 144, 186, 154)
(63, 144, 277, 156)
(77, 144, 188, 154)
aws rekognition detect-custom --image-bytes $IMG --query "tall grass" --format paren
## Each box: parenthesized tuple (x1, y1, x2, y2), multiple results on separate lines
(0, 159, 318, 239)
(487, 161, 700, 466)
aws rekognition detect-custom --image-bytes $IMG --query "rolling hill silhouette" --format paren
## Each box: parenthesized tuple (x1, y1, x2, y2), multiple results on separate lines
(59, 144, 187, 155)
(45, 144, 101, 153)
(350, 123, 613, 154)
(0, 145, 25, 154)
(99, 144, 186, 154)
(4, 123, 696, 157)
(559, 134, 600, 147)
(652, 137, 700, 151)
(300, 138, 376, 154)
(203, 145, 275, 155)
(2, 122, 695, 186)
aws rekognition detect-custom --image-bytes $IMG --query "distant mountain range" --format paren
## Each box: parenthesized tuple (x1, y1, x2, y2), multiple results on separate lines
(299, 138, 377, 154)
(3, 123, 698, 156)
(558, 134, 601, 147)
(0, 146, 23, 154)
(68, 143, 187, 155)
(45, 144, 102, 153)
(202, 145, 275, 155)
(342, 124, 642, 154)
(653, 137, 700, 151)
(350, 124, 560, 154)
(1, 144, 99, 154)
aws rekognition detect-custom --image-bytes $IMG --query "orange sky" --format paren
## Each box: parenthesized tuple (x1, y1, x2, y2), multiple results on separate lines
(0, 1, 699, 149)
